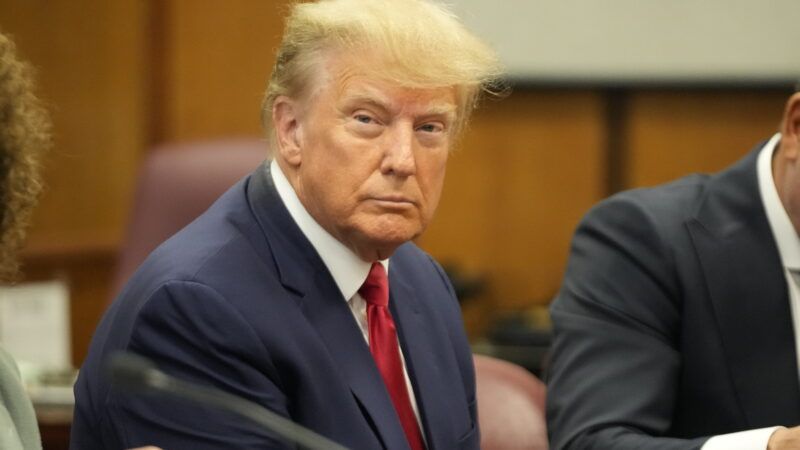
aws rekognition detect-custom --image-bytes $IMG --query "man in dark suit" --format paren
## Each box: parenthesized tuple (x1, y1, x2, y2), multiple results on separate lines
(70, 1, 502, 449)
(547, 88, 800, 450)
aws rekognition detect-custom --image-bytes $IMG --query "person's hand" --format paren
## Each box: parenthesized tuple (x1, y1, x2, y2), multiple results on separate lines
(768, 426, 800, 450)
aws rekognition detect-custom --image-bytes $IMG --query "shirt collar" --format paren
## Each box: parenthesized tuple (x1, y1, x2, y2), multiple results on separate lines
(269, 160, 389, 301)
(758, 133, 800, 270)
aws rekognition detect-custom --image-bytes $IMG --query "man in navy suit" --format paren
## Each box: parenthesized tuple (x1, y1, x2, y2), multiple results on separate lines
(70, 0, 501, 449)
(547, 87, 800, 449)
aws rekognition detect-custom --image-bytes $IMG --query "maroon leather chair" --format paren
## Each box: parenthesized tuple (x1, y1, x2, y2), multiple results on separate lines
(474, 354, 549, 449)
(111, 139, 267, 297)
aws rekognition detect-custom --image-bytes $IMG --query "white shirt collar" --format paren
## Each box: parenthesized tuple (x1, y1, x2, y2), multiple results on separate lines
(758, 133, 800, 270)
(269, 160, 389, 301)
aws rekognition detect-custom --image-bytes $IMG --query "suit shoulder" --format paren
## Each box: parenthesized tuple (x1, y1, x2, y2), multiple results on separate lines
(116, 183, 277, 305)
(564, 175, 712, 303)
(582, 173, 710, 236)
(604, 174, 708, 215)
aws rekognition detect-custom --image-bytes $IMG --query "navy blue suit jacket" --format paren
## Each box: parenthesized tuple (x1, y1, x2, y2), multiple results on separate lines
(70, 164, 478, 450)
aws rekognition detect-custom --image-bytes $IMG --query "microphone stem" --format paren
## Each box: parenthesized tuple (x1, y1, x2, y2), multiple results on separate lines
(161, 377, 350, 450)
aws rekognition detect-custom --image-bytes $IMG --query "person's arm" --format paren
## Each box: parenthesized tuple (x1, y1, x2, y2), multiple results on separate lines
(546, 195, 707, 450)
(108, 281, 294, 450)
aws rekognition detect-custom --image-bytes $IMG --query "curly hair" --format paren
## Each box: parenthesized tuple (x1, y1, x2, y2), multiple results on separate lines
(0, 31, 50, 282)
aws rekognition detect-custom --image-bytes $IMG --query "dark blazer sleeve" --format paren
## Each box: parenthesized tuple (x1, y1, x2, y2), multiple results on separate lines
(106, 280, 294, 450)
(546, 195, 709, 450)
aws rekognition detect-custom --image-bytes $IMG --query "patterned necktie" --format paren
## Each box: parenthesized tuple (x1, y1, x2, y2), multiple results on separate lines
(359, 262, 426, 450)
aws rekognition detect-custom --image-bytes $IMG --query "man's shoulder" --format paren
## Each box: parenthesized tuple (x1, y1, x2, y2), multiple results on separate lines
(612, 174, 709, 213)
(116, 181, 280, 309)
(585, 173, 711, 233)
(587, 145, 760, 237)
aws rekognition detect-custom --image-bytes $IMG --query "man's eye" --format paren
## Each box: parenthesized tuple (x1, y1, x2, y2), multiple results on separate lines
(354, 114, 374, 124)
(418, 123, 443, 133)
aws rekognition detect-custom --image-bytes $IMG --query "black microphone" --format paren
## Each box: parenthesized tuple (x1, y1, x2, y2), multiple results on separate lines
(107, 352, 349, 450)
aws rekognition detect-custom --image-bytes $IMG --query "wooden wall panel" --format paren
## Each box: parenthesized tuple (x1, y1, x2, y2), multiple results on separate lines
(1, 1, 150, 250)
(419, 91, 607, 314)
(626, 90, 789, 189)
(0, 0, 151, 364)
(160, 0, 290, 142)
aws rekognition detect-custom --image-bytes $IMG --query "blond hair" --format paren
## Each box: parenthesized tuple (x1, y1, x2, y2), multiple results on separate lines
(262, 0, 503, 140)
(0, 31, 50, 282)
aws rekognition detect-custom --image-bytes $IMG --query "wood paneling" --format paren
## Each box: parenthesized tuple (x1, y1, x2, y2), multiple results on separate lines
(626, 90, 789, 188)
(160, 0, 290, 142)
(1, 1, 151, 249)
(419, 91, 607, 313)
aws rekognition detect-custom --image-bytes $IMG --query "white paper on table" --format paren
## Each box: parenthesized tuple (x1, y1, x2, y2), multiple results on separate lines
(0, 280, 71, 371)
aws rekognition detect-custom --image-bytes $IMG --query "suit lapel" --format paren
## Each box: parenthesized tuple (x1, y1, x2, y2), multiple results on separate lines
(246, 164, 410, 449)
(298, 276, 411, 450)
(389, 267, 457, 450)
(688, 147, 800, 426)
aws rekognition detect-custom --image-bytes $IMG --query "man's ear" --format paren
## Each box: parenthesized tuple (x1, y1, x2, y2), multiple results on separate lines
(272, 96, 303, 166)
(781, 93, 800, 158)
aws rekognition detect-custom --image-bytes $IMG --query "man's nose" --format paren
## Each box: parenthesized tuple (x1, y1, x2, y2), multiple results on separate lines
(380, 124, 416, 177)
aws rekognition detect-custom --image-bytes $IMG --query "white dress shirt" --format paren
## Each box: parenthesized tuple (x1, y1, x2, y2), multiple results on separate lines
(269, 160, 424, 429)
(702, 133, 793, 449)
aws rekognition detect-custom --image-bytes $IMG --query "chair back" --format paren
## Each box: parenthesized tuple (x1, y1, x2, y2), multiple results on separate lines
(111, 139, 267, 297)
(474, 354, 548, 449)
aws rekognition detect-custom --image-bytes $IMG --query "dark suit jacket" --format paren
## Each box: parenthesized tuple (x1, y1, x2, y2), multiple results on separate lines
(70, 164, 478, 450)
(547, 141, 800, 449)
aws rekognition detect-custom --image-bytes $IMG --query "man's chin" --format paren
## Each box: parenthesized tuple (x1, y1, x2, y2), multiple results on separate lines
(350, 224, 423, 260)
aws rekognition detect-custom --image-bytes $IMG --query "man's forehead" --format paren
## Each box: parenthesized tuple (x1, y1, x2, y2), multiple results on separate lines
(336, 75, 458, 114)
(308, 50, 455, 110)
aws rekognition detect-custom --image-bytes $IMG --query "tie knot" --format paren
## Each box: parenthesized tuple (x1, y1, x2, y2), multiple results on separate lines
(359, 262, 389, 307)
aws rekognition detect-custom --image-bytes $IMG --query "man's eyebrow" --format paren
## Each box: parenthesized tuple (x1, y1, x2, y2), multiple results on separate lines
(422, 103, 457, 118)
(340, 92, 457, 120)
(340, 94, 391, 112)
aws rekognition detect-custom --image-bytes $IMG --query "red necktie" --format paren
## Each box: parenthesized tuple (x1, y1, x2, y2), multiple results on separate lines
(359, 262, 426, 450)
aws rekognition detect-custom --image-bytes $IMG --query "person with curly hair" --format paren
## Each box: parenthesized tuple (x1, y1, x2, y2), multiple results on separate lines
(0, 30, 164, 450)
(0, 32, 48, 284)
(0, 29, 50, 450)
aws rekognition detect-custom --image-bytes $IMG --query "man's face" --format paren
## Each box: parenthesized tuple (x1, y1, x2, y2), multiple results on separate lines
(279, 58, 457, 261)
